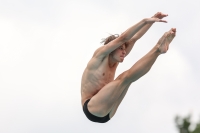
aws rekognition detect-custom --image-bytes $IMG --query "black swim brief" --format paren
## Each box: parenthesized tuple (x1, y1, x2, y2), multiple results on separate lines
(83, 99, 110, 123)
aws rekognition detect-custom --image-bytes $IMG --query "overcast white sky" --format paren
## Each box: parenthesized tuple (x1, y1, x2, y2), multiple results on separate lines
(0, 0, 200, 133)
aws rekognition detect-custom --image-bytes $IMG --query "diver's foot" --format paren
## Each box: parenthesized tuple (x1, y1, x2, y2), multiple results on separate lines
(157, 28, 176, 54)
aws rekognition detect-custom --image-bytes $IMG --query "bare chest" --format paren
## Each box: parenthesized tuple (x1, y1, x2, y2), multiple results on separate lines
(96, 65, 116, 84)
(81, 56, 118, 104)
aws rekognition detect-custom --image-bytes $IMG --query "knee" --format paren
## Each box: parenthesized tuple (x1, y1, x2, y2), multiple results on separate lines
(117, 70, 143, 83)
(116, 71, 132, 83)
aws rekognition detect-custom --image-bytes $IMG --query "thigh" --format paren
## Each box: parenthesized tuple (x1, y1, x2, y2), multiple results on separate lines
(109, 83, 131, 118)
(88, 76, 129, 117)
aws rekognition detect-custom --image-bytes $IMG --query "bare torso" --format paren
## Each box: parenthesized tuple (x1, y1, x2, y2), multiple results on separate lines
(81, 55, 118, 106)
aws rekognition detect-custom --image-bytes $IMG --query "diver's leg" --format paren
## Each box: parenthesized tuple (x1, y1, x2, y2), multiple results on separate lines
(88, 28, 176, 117)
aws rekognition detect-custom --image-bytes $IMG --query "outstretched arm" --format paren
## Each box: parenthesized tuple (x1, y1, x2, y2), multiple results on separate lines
(125, 12, 168, 56)
(94, 16, 167, 59)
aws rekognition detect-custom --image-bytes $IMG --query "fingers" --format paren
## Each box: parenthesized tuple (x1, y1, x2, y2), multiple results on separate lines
(146, 18, 167, 23)
(158, 19, 167, 23)
(153, 12, 168, 19)
(160, 12, 168, 17)
(161, 20, 167, 23)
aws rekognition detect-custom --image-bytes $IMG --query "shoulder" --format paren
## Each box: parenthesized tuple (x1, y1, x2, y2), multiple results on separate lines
(92, 46, 105, 58)
(86, 47, 107, 70)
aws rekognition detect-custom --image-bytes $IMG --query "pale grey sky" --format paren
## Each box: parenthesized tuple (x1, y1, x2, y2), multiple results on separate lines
(0, 0, 200, 133)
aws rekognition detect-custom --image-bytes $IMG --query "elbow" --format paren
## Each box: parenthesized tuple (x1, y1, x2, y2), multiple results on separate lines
(120, 33, 130, 42)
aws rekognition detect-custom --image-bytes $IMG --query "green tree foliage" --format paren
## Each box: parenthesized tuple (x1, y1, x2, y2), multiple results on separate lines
(175, 115, 200, 133)
(193, 122, 200, 133)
